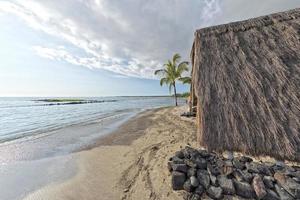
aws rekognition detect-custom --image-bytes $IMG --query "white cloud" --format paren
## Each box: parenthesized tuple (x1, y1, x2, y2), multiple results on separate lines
(1, 0, 299, 79)
(212, 0, 300, 25)
(201, 0, 222, 26)
(0, 0, 223, 79)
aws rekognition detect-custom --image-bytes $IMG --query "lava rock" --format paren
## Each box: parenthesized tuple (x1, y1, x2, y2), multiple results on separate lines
(190, 176, 199, 187)
(239, 156, 253, 163)
(216, 159, 225, 168)
(276, 161, 286, 168)
(207, 186, 223, 199)
(233, 169, 253, 183)
(252, 175, 267, 199)
(223, 165, 234, 176)
(172, 171, 186, 190)
(183, 146, 198, 159)
(256, 164, 272, 176)
(210, 174, 218, 186)
(295, 188, 300, 199)
(168, 147, 300, 200)
(183, 180, 194, 192)
(198, 149, 210, 158)
(294, 188, 300, 199)
(274, 172, 300, 198)
(185, 159, 198, 168)
(197, 170, 211, 189)
(233, 159, 245, 170)
(274, 172, 286, 183)
(293, 176, 300, 183)
(208, 163, 221, 176)
(175, 150, 185, 159)
(224, 160, 233, 167)
(172, 163, 188, 173)
(182, 147, 191, 159)
(218, 175, 235, 195)
(194, 185, 204, 196)
(201, 195, 214, 200)
(263, 189, 280, 200)
(170, 156, 185, 164)
(285, 179, 300, 199)
(274, 184, 294, 200)
(185, 193, 201, 200)
(283, 167, 296, 177)
(189, 194, 201, 200)
(289, 170, 300, 179)
(223, 195, 254, 200)
(263, 176, 274, 189)
(187, 167, 197, 177)
(246, 162, 260, 173)
(233, 180, 256, 199)
(223, 195, 253, 200)
(273, 161, 286, 171)
(195, 157, 207, 169)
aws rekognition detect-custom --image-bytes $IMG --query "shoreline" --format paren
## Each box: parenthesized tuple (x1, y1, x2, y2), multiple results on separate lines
(0, 109, 138, 146)
(0, 108, 141, 200)
(77, 107, 163, 151)
(22, 106, 197, 200)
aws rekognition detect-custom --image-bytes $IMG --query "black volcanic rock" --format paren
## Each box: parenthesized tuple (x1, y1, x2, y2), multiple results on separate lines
(218, 175, 235, 195)
(172, 163, 188, 173)
(207, 186, 223, 199)
(197, 169, 210, 189)
(233, 180, 255, 199)
(168, 147, 300, 200)
(172, 171, 186, 190)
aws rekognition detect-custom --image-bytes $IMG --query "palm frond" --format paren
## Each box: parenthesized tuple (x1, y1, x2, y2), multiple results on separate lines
(177, 61, 189, 75)
(160, 77, 169, 86)
(179, 77, 191, 84)
(167, 60, 172, 67)
(172, 53, 181, 65)
(154, 69, 166, 76)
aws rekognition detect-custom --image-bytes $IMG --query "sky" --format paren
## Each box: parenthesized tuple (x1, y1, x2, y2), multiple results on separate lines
(0, 0, 299, 97)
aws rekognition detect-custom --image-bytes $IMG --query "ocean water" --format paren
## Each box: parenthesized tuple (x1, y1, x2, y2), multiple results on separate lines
(0, 96, 183, 144)
(0, 96, 184, 200)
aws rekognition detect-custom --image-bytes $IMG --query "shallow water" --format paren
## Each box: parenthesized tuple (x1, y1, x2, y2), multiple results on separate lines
(0, 96, 184, 200)
(0, 96, 182, 144)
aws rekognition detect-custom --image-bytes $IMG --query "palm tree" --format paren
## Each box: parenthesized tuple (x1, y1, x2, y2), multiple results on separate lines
(154, 53, 189, 106)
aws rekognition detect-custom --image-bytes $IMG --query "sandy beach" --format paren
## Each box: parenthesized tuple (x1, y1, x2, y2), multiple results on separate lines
(23, 106, 197, 200)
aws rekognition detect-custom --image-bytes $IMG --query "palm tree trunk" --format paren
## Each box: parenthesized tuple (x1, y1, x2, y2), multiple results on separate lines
(173, 83, 178, 106)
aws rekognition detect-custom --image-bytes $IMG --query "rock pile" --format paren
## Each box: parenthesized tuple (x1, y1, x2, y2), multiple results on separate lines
(168, 146, 300, 200)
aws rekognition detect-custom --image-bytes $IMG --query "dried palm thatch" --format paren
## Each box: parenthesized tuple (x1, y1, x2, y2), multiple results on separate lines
(191, 8, 300, 162)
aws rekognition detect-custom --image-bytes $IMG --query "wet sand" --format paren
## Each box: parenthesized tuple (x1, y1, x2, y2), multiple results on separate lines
(23, 106, 197, 200)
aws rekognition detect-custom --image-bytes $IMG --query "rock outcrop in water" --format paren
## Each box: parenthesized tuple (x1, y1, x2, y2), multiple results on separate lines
(34, 99, 117, 106)
(168, 146, 300, 200)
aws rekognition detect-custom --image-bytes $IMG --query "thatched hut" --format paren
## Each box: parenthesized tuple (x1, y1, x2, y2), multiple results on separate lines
(191, 8, 300, 162)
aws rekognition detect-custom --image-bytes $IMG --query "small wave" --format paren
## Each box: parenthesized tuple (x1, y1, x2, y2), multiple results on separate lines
(0, 108, 138, 145)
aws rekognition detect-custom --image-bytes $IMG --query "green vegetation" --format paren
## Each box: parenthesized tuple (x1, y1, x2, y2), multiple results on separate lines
(176, 92, 190, 98)
(154, 53, 189, 106)
(178, 77, 191, 85)
(172, 92, 190, 97)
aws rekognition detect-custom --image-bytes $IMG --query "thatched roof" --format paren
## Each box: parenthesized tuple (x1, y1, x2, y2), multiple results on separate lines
(191, 8, 300, 162)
